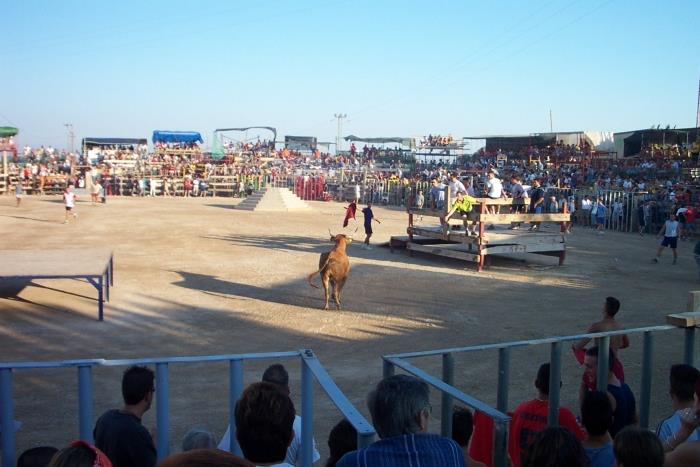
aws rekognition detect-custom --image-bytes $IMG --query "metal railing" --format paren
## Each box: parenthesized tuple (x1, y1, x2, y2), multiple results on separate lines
(0, 349, 375, 467)
(383, 319, 699, 467)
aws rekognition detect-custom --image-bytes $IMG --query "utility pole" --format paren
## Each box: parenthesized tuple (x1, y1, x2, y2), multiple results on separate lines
(695, 76, 700, 132)
(549, 109, 553, 133)
(64, 123, 75, 153)
(334, 113, 347, 155)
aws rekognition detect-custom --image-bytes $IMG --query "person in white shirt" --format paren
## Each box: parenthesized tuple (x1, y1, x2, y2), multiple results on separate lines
(448, 173, 466, 199)
(485, 169, 504, 229)
(653, 213, 681, 265)
(63, 185, 78, 224)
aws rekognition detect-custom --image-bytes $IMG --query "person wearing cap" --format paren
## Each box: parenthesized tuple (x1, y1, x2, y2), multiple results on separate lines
(441, 190, 480, 236)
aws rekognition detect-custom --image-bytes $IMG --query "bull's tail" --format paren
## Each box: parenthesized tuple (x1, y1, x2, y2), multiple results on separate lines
(308, 255, 332, 289)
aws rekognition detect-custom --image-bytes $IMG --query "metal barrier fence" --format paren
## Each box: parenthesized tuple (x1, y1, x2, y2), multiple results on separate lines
(0, 349, 376, 467)
(383, 315, 699, 467)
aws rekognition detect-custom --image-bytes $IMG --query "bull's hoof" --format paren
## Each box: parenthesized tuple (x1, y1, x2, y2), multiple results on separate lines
(323, 306, 329, 311)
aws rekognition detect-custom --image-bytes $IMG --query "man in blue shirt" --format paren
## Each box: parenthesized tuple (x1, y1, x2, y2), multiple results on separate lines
(337, 375, 465, 467)
(361, 203, 381, 250)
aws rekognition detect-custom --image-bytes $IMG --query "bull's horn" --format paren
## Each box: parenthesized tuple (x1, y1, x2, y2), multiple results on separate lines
(328, 228, 335, 237)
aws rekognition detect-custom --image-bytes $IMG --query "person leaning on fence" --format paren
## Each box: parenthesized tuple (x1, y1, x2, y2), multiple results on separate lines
(657, 364, 700, 446)
(93, 365, 157, 467)
(508, 363, 585, 467)
(441, 190, 479, 237)
(528, 179, 545, 231)
(336, 374, 465, 467)
(507, 175, 528, 230)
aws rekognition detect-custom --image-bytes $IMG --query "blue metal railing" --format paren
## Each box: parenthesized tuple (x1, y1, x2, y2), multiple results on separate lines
(0, 349, 375, 467)
(384, 323, 695, 467)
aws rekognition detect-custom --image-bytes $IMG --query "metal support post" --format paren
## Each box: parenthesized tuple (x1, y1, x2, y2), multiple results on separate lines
(640, 332, 654, 429)
(78, 366, 94, 443)
(548, 342, 562, 427)
(229, 359, 244, 457)
(596, 336, 610, 392)
(497, 348, 510, 413)
(301, 354, 314, 467)
(382, 359, 395, 378)
(493, 419, 509, 467)
(1, 369, 15, 467)
(98, 275, 104, 321)
(441, 353, 454, 438)
(684, 328, 696, 366)
(155, 363, 169, 461)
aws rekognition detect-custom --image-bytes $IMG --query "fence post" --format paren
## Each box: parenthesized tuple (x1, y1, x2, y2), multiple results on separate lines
(441, 353, 454, 438)
(595, 336, 610, 392)
(548, 342, 562, 427)
(382, 359, 395, 378)
(301, 351, 314, 467)
(497, 348, 510, 413)
(640, 331, 654, 429)
(155, 363, 169, 461)
(229, 359, 244, 457)
(77, 365, 94, 443)
(684, 328, 697, 367)
(0, 368, 15, 467)
(493, 418, 509, 467)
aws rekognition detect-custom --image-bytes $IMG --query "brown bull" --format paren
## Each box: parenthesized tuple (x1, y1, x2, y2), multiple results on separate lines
(308, 233, 352, 310)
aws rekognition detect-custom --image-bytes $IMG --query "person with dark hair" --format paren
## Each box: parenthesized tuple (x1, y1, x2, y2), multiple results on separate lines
(325, 419, 357, 467)
(657, 364, 700, 445)
(613, 426, 664, 467)
(573, 297, 628, 389)
(508, 363, 584, 467)
(93, 365, 157, 467)
(48, 441, 112, 467)
(181, 427, 216, 452)
(235, 382, 295, 466)
(219, 363, 320, 464)
(581, 390, 614, 467)
(522, 426, 588, 467)
(451, 406, 487, 467)
(157, 449, 252, 467)
(337, 375, 465, 467)
(581, 346, 637, 438)
(17, 446, 59, 467)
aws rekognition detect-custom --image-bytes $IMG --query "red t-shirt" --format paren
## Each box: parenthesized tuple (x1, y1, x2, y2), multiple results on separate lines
(508, 399, 585, 467)
(685, 207, 696, 223)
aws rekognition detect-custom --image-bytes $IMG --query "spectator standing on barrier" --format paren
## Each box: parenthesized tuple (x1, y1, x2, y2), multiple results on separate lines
(219, 363, 320, 465)
(508, 175, 528, 230)
(430, 178, 446, 210)
(448, 173, 466, 198)
(485, 168, 504, 229)
(337, 374, 465, 467)
(653, 213, 681, 265)
(451, 406, 487, 467)
(62, 185, 78, 224)
(657, 364, 700, 446)
(441, 190, 479, 237)
(580, 346, 637, 438)
(581, 390, 615, 467)
(613, 427, 664, 467)
(361, 203, 380, 250)
(93, 365, 157, 467)
(508, 363, 584, 467)
(234, 382, 295, 467)
(528, 179, 545, 231)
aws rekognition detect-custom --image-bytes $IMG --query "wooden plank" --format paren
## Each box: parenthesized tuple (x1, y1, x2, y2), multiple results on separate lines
(666, 312, 700, 328)
(477, 213, 570, 223)
(407, 243, 480, 262)
(484, 242, 565, 255)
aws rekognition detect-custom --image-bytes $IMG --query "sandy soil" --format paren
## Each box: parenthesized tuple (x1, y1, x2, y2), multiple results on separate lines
(0, 193, 696, 460)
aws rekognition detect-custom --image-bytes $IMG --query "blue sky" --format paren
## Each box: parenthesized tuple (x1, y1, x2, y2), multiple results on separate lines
(2, 0, 699, 149)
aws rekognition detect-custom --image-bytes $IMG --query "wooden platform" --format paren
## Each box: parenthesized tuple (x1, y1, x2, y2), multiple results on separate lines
(0, 249, 114, 320)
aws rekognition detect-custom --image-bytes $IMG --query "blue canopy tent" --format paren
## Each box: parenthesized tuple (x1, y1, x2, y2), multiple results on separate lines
(152, 131, 203, 144)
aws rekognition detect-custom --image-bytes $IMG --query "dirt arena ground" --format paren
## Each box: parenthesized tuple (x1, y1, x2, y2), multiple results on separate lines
(0, 193, 697, 460)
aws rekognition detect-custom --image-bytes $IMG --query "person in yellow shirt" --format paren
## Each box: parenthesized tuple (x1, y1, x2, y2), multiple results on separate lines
(441, 190, 480, 236)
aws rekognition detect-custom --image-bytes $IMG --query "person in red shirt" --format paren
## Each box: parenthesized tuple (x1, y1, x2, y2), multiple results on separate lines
(508, 363, 585, 467)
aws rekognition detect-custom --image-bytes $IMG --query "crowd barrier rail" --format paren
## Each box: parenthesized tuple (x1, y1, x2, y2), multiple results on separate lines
(0, 349, 376, 467)
(383, 295, 700, 467)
